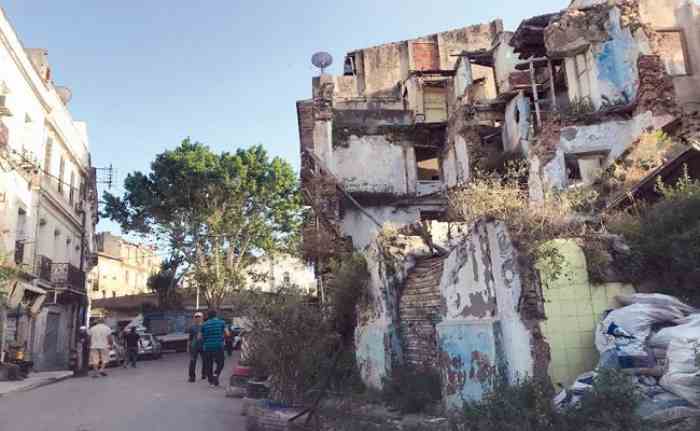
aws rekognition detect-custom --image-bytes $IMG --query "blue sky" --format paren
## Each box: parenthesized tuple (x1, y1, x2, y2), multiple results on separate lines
(4, 0, 565, 233)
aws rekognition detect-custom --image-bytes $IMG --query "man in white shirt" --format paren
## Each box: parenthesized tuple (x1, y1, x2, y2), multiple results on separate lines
(89, 320, 113, 377)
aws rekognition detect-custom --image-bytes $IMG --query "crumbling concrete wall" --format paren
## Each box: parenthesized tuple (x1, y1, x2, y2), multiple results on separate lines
(502, 92, 532, 153)
(541, 111, 655, 188)
(437, 221, 534, 410)
(639, 0, 700, 107)
(355, 233, 432, 388)
(334, 136, 410, 195)
(356, 221, 537, 411)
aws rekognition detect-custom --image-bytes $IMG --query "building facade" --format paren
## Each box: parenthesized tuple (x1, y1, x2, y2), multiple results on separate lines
(88, 232, 161, 300)
(297, 0, 700, 408)
(0, 7, 98, 371)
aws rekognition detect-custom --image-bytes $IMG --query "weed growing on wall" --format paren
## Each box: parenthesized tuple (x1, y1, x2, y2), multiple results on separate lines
(447, 160, 597, 293)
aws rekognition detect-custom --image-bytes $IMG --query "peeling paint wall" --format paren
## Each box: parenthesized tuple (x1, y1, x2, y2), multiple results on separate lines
(537, 239, 635, 387)
(438, 320, 497, 407)
(436, 221, 534, 411)
(355, 234, 433, 388)
(341, 206, 419, 251)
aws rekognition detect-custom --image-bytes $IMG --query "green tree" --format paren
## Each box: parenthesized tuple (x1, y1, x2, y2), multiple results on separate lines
(102, 140, 302, 310)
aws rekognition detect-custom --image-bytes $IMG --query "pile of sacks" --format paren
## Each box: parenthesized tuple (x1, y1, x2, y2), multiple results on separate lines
(556, 293, 700, 424)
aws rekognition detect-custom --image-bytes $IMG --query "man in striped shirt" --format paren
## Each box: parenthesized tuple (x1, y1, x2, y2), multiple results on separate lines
(201, 309, 228, 386)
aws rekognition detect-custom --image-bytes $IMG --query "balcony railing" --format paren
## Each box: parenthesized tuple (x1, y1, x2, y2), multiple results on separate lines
(35, 255, 86, 292)
(51, 263, 86, 292)
(36, 255, 52, 282)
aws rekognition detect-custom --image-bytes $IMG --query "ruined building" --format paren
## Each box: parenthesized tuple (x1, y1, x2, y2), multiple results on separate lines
(296, 0, 700, 410)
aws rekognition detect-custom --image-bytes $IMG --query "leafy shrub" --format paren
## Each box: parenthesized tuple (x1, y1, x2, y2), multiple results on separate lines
(607, 168, 700, 305)
(327, 254, 370, 346)
(454, 370, 649, 431)
(242, 290, 338, 405)
(381, 365, 442, 414)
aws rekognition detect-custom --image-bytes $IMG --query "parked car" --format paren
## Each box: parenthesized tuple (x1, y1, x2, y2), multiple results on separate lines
(138, 333, 162, 359)
(107, 343, 125, 367)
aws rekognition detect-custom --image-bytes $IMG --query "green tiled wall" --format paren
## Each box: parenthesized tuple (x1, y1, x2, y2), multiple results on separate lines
(538, 239, 635, 386)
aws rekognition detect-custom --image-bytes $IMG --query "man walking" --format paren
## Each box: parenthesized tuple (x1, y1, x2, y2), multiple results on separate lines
(201, 310, 228, 386)
(188, 312, 205, 382)
(89, 319, 113, 377)
(124, 327, 141, 368)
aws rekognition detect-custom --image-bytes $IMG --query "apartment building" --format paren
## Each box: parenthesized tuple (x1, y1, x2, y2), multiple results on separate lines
(0, 8, 98, 370)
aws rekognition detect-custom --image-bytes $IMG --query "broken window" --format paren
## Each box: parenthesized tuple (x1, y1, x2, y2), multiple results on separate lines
(344, 54, 357, 76)
(420, 210, 446, 221)
(58, 156, 65, 194)
(423, 85, 447, 123)
(566, 152, 607, 186)
(415, 146, 441, 181)
(657, 30, 690, 76)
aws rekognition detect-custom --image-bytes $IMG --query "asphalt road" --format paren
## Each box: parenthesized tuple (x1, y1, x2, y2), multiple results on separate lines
(0, 352, 246, 431)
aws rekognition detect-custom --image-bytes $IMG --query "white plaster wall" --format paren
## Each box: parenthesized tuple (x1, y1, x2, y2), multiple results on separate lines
(486, 223, 534, 382)
(0, 8, 93, 275)
(454, 135, 470, 185)
(246, 254, 316, 293)
(543, 111, 655, 189)
(313, 120, 333, 172)
(341, 206, 421, 251)
(493, 34, 519, 92)
(334, 136, 407, 195)
(442, 146, 458, 188)
(439, 223, 497, 321)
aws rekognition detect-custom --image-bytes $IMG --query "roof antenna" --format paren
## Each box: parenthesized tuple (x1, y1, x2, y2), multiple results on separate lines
(311, 52, 333, 75)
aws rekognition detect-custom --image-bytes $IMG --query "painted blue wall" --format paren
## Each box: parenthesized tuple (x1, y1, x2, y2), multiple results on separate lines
(437, 320, 497, 411)
(593, 8, 640, 104)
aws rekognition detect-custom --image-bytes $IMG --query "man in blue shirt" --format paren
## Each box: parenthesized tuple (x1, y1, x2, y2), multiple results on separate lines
(201, 309, 228, 386)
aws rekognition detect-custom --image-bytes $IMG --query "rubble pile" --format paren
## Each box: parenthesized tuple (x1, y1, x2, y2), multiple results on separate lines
(556, 293, 700, 425)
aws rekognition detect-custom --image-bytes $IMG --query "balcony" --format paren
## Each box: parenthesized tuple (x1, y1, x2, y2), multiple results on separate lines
(51, 263, 86, 292)
(35, 255, 85, 292)
(36, 255, 52, 283)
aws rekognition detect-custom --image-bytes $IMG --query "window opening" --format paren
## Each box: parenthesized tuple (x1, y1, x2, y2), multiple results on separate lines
(656, 30, 690, 76)
(415, 146, 441, 181)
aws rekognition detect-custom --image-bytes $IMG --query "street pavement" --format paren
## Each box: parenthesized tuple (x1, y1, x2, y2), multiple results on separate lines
(0, 352, 246, 431)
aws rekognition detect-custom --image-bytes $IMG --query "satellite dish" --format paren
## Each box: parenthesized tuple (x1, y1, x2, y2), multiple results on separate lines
(311, 52, 333, 74)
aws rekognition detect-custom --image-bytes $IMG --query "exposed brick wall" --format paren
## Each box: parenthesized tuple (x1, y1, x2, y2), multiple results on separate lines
(412, 42, 440, 71)
(399, 256, 445, 370)
(635, 55, 680, 119)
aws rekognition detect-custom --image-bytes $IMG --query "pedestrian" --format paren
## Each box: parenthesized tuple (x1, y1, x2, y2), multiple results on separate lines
(188, 312, 206, 382)
(201, 309, 228, 386)
(88, 319, 113, 377)
(124, 327, 141, 368)
(224, 324, 234, 358)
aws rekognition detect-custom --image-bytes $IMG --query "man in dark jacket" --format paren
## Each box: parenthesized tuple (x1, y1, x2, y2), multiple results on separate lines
(188, 312, 205, 382)
(124, 327, 142, 367)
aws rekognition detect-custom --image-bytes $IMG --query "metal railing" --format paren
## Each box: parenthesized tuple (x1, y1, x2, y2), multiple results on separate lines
(50, 262, 85, 292)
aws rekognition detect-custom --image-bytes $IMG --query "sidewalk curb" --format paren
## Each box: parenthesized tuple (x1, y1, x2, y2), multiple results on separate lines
(0, 373, 73, 398)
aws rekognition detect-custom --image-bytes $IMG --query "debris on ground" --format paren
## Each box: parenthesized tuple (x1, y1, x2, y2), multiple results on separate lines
(556, 293, 700, 427)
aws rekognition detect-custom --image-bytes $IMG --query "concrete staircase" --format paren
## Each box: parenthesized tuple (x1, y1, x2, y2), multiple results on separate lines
(399, 256, 445, 369)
